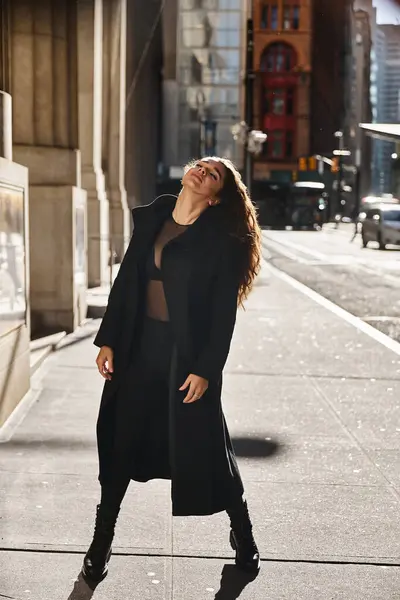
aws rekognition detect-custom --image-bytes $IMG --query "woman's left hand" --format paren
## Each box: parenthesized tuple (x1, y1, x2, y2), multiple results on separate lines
(179, 374, 209, 403)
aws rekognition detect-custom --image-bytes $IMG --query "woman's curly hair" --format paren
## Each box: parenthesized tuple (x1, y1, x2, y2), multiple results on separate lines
(184, 157, 262, 308)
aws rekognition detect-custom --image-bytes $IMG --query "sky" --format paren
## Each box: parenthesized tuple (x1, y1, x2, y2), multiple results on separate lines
(373, 0, 400, 23)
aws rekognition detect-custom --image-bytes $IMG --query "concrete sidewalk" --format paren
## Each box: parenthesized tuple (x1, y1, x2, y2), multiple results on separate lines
(1, 263, 400, 599)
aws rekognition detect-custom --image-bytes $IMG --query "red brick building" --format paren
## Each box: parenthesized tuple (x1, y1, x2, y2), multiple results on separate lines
(252, 0, 349, 183)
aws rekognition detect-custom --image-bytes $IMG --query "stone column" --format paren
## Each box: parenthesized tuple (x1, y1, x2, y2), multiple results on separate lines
(77, 0, 109, 287)
(0, 91, 12, 160)
(161, 0, 179, 171)
(11, 0, 87, 335)
(102, 0, 129, 262)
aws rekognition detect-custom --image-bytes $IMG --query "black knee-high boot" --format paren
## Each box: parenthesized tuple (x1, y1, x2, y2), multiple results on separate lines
(82, 471, 130, 585)
(82, 503, 119, 586)
(227, 498, 260, 574)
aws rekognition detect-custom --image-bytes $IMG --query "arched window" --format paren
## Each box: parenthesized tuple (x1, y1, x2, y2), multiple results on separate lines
(260, 43, 297, 73)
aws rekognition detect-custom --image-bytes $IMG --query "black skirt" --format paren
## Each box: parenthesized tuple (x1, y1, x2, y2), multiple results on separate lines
(112, 316, 174, 482)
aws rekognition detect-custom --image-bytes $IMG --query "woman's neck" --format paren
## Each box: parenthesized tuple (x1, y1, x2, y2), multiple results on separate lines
(172, 189, 208, 225)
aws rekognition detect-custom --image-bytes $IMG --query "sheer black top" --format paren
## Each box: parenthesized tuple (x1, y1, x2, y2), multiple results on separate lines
(145, 217, 189, 321)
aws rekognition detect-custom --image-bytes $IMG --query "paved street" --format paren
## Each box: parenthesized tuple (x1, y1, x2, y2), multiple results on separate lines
(1, 262, 400, 598)
(263, 225, 400, 342)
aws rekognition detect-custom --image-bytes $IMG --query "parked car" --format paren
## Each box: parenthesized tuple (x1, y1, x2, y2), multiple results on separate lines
(361, 204, 400, 249)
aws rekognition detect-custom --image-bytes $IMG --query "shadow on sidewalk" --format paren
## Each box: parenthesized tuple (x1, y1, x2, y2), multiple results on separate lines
(232, 436, 281, 459)
(67, 572, 94, 599)
(214, 564, 258, 599)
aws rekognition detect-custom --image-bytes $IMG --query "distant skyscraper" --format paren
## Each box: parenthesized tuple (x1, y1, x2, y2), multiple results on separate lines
(375, 24, 400, 192)
(162, 0, 245, 174)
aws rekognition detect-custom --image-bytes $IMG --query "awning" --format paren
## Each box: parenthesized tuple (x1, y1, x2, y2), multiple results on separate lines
(359, 123, 400, 142)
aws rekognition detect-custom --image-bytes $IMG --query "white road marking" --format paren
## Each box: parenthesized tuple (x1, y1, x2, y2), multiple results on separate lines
(264, 232, 400, 283)
(263, 260, 400, 358)
(266, 235, 328, 261)
(262, 238, 312, 264)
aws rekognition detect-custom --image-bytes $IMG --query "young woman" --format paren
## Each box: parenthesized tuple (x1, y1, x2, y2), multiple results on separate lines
(82, 157, 262, 586)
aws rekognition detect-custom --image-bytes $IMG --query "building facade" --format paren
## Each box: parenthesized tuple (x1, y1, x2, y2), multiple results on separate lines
(376, 24, 400, 194)
(0, 0, 136, 426)
(341, 4, 373, 205)
(309, 0, 349, 158)
(160, 0, 246, 188)
(253, 0, 312, 182)
(252, 0, 350, 185)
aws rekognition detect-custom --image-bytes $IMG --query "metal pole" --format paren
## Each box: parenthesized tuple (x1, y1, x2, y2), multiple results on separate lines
(244, 5, 254, 194)
(336, 134, 344, 217)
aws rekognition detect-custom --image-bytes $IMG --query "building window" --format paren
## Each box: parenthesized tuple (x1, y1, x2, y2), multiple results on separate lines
(283, 4, 300, 30)
(286, 88, 294, 114)
(285, 130, 294, 157)
(260, 3, 278, 30)
(271, 5, 278, 30)
(267, 131, 283, 158)
(261, 4, 268, 29)
(264, 130, 295, 159)
(293, 6, 300, 29)
(264, 87, 295, 116)
(272, 89, 285, 114)
(260, 43, 297, 73)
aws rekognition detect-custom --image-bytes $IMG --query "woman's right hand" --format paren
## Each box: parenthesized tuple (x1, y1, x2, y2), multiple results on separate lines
(96, 346, 114, 380)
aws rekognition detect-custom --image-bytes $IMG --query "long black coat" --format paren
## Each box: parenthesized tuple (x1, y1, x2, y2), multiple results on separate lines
(94, 195, 244, 516)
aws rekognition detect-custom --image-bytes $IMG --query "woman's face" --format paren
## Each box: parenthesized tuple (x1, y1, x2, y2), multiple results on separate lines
(182, 159, 226, 203)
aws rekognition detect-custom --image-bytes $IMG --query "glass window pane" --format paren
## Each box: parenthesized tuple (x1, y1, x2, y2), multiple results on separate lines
(272, 89, 285, 114)
(272, 138, 283, 157)
(182, 29, 205, 48)
(211, 29, 240, 47)
(286, 88, 294, 114)
(181, 0, 196, 9)
(261, 5, 268, 29)
(181, 13, 200, 28)
(271, 5, 278, 30)
(220, 0, 241, 9)
(205, 12, 240, 30)
(276, 51, 284, 71)
(293, 6, 300, 29)
(285, 131, 294, 157)
(283, 6, 291, 30)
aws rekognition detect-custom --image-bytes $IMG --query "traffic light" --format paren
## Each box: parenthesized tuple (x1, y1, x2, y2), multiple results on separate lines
(308, 156, 317, 171)
(292, 170, 298, 182)
(331, 157, 339, 173)
(298, 157, 307, 171)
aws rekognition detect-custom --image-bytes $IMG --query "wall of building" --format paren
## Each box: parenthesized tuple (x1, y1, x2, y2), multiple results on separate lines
(310, 0, 349, 156)
(0, 0, 132, 427)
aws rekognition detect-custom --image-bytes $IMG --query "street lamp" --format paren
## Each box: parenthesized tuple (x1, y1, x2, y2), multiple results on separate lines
(231, 121, 267, 192)
(333, 130, 346, 218)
